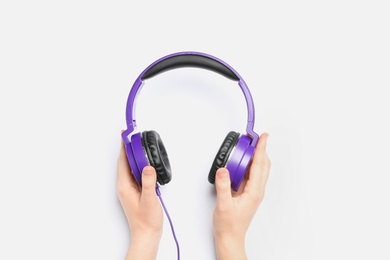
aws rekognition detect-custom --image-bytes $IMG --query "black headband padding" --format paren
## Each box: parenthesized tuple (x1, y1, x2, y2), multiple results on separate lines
(208, 131, 240, 184)
(142, 130, 172, 185)
(141, 54, 239, 81)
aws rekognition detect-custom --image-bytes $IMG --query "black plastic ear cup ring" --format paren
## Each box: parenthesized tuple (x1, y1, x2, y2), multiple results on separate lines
(208, 131, 240, 184)
(142, 130, 172, 185)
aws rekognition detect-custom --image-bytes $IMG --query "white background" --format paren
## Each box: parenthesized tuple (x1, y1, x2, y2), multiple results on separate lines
(0, 1, 389, 259)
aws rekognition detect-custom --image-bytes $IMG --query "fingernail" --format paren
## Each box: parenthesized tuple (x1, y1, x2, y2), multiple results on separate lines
(218, 169, 229, 179)
(143, 166, 155, 176)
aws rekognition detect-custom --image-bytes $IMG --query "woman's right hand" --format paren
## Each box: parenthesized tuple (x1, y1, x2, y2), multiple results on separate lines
(213, 133, 271, 260)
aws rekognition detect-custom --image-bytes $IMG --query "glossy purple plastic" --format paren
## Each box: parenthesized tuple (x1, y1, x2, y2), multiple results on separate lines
(226, 135, 255, 191)
(130, 133, 149, 186)
(121, 51, 259, 191)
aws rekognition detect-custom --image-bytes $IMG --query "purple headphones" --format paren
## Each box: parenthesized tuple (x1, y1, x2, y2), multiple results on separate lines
(121, 51, 259, 192)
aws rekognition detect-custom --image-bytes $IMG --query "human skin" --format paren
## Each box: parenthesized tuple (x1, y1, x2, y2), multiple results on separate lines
(117, 141, 163, 260)
(116, 132, 270, 260)
(213, 133, 271, 260)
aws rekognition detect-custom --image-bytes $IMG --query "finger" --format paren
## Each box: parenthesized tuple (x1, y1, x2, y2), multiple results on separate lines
(215, 168, 233, 209)
(257, 132, 269, 152)
(244, 133, 271, 196)
(140, 166, 158, 206)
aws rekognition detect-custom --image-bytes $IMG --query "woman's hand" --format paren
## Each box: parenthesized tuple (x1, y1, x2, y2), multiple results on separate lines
(117, 141, 163, 260)
(213, 133, 271, 260)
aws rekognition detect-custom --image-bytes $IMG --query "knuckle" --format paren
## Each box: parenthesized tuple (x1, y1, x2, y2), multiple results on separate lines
(117, 183, 129, 197)
(249, 191, 264, 204)
(216, 203, 231, 214)
(217, 182, 230, 192)
(266, 156, 271, 167)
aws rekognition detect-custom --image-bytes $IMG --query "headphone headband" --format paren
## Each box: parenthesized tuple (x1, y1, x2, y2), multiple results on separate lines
(122, 51, 259, 146)
(141, 53, 239, 81)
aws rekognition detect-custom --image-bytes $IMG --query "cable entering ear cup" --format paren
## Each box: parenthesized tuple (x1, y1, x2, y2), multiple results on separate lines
(142, 130, 172, 185)
(208, 131, 240, 184)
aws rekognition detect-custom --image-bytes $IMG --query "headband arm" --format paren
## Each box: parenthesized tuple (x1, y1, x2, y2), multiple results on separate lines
(122, 78, 143, 143)
(123, 52, 259, 146)
(239, 80, 259, 145)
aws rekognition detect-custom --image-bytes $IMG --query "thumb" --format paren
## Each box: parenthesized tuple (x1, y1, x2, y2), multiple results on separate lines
(215, 168, 233, 209)
(140, 166, 158, 205)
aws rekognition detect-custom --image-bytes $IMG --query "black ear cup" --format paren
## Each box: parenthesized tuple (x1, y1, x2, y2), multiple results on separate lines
(208, 131, 240, 184)
(142, 130, 172, 185)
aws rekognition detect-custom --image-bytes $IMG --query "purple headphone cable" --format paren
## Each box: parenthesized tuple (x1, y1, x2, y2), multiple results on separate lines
(156, 186, 180, 260)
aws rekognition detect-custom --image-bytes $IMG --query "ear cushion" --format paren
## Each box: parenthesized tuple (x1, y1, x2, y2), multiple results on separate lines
(142, 130, 172, 185)
(208, 131, 240, 184)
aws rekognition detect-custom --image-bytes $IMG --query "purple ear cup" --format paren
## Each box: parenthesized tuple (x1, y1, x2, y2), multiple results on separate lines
(122, 131, 171, 187)
(225, 135, 256, 191)
(123, 141, 142, 185)
(208, 132, 256, 192)
(128, 132, 149, 186)
(122, 51, 259, 191)
(142, 130, 172, 185)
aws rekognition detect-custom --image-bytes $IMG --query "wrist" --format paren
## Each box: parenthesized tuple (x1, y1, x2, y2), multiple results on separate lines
(126, 234, 161, 260)
(131, 230, 162, 245)
(214, 235, 247, 260)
